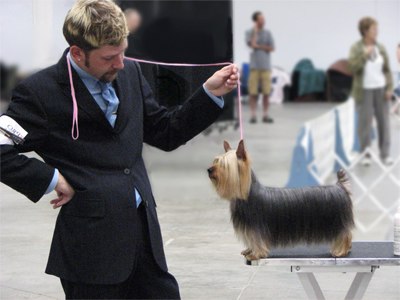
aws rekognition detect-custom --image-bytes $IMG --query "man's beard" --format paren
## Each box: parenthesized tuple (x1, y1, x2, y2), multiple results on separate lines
(100, 71, 118, 83)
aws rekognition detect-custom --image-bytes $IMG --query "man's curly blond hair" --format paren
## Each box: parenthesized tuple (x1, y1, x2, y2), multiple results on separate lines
(63, 0, 129, 50)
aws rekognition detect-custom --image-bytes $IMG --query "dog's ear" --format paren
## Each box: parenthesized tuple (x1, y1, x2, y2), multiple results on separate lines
(223, 140, 232, 152)
(236, 140, 247, 161)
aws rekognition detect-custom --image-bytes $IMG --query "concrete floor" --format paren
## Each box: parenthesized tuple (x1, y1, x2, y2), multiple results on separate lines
(1, 102, 399, 299)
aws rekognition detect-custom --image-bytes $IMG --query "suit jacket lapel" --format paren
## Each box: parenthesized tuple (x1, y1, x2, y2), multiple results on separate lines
(56, 50, 115, 132)
(113, 67, 130, 132)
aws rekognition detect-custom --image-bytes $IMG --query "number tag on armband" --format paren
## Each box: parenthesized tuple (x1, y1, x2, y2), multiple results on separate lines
(0, 115, 28, 145)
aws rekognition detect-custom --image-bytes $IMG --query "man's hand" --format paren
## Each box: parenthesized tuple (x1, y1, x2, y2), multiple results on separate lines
(204, 64, 239, 97)
(50, 173, 75, 209)
(385, 91, 392, 101)
(258, 45, 274, 52)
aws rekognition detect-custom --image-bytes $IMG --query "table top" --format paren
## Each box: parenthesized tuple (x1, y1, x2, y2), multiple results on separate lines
(247, 241, 400, 267)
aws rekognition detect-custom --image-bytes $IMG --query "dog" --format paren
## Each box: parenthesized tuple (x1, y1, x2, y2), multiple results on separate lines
(207, 140, 354, 261)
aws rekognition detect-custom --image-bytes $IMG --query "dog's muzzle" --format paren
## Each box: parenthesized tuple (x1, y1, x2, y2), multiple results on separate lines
(207, 167, 215, 179)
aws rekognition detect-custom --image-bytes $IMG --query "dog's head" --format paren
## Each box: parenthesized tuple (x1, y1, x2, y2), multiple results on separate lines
(208, 140, 252, 201)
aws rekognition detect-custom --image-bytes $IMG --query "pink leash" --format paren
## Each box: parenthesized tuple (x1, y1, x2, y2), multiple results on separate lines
(67, 57, 79, 140)
(67, 57, 243, 141)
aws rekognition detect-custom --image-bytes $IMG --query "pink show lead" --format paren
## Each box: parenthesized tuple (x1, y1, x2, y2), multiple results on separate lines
(67, 58, 79, 140)
(67, 56, 243, 141)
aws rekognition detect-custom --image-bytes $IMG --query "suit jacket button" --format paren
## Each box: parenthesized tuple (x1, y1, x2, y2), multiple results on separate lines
(124, 168, 131, 175)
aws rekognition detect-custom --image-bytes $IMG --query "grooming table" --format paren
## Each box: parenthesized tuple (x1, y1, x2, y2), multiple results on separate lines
(246, 241, 400, 300)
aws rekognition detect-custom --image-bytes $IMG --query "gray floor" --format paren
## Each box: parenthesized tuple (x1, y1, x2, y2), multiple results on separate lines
(1, 102, 399, 299)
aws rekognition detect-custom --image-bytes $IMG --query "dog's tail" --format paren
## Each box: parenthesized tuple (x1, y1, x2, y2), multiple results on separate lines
(336, 169, 351, 197)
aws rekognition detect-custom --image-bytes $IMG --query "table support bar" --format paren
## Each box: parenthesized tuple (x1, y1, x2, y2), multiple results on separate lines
(297, 273, 326, 300)
(344, 267, 378, 300)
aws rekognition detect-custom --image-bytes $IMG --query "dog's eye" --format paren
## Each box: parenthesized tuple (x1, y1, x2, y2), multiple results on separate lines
(213, 159, 219, 164)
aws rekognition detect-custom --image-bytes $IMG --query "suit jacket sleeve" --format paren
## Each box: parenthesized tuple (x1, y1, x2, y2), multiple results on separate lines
(1, 82, 56, 202)
(138, 64, 223, 151)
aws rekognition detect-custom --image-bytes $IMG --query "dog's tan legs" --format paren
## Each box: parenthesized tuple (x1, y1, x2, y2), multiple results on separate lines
(245, 244, 269, 261)
(331, 231, 352, 257)
(241, 231, 270, 260)
(238, 231, 253, 257)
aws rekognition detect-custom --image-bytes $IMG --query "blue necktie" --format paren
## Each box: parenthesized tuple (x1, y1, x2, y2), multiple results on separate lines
(99, 82, 119, 127)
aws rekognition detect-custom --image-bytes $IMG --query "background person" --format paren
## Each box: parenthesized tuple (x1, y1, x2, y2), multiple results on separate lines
(124, 8, 142, 34)
(245, 11, 275, 124)
(348, 16, 393, 166)
(394, 43, 400, 98)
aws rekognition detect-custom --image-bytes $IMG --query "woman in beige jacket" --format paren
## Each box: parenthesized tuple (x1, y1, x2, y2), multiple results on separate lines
(349, 17, 393, 166)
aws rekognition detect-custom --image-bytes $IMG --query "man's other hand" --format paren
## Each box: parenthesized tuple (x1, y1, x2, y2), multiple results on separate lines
(204, 64, 240, 97)
(50, 173, 75, 209)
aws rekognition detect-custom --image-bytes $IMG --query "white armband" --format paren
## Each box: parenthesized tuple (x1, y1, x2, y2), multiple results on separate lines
(0, 115, 28, 145)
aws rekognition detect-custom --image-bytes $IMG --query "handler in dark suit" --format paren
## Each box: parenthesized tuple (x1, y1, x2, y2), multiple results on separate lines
(0, 0, 239, 299)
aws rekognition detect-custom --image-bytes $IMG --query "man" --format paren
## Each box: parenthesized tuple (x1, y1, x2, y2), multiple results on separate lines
(0, 0, 238, 299)
(246, 11, 275, 124)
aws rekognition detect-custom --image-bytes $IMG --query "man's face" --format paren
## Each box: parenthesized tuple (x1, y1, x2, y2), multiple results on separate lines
(257, 14, 265, 28)
(81, 39, 128, 82)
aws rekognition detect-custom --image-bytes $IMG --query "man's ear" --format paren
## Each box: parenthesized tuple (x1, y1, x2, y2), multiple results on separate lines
(223, 140, 232, 152)
(236, 140, 247, 161)
(70, 45, 85, 63)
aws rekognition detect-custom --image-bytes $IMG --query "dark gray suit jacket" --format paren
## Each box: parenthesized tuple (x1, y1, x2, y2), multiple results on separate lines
(0, 50, 223, 284)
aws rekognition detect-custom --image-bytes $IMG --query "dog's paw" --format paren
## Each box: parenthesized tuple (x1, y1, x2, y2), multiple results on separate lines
(244, 251, 268, 261)
(330, 249, 351, 257)
(245, 253, 259, 261)
(245, 253, 267, 261)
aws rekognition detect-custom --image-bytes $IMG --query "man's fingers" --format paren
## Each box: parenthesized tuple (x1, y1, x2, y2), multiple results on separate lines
(52, 199, 66, 209)
(50, 197, 63, 209)
(225, 83, 238, 89)
(226, 79, 237, 86)
(221, 64, 234, 71)
(228, 75, 239, 84)
(50, 195, 72, 209)
(50, 198, 61, 209)
(226, 71, 240, 85)
(220, 64, 238, 76)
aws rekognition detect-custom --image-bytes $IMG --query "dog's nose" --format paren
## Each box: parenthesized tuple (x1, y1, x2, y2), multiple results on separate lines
(207, 167, 214, 175)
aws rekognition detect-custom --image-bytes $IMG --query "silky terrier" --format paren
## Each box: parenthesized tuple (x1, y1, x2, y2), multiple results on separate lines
(208, 140, 354, 261)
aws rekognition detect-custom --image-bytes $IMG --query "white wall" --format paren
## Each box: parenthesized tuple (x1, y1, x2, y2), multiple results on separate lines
(234, 0, 400, 74)
(0, 0, 73, 73)
(1, 0, 399, 75)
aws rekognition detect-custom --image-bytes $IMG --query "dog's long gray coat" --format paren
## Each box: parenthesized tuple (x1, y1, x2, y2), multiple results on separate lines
(230, 170, 354, 248)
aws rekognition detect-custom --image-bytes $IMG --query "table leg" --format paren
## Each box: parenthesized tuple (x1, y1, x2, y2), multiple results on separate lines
(297, 272, 326, 300)
(344, 268, 376, 300)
